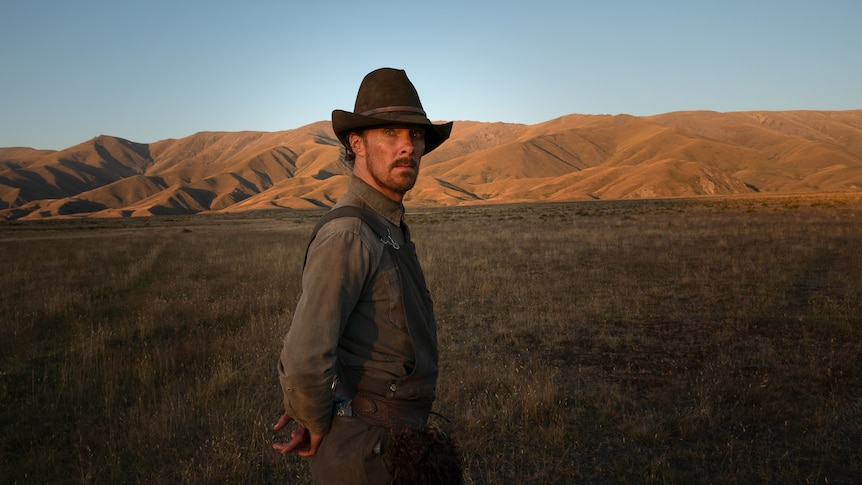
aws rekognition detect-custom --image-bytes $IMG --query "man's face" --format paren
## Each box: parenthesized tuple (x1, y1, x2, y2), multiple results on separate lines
(351, 125, 426, 202)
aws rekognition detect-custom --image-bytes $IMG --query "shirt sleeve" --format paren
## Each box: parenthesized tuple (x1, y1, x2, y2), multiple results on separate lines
(277, 220, 372, 435)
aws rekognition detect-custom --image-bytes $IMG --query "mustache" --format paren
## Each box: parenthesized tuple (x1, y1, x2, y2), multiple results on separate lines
(393, 157, 417, 168)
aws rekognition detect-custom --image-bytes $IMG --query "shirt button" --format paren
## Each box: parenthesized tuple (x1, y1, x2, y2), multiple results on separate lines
(388, 383, 397, 392)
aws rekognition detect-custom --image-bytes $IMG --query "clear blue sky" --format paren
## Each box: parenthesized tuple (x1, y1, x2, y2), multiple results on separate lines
(2, 0, 860, 150)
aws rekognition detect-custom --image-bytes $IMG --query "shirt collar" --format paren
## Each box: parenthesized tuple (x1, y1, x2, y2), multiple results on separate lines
(346, 175, 405, 226)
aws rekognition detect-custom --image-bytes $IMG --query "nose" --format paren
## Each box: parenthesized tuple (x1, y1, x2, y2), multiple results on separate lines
(398, 132, 415, 154)
(399, 130, 424, 157)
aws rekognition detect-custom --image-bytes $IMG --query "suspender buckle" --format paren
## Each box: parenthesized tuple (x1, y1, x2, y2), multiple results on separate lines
(381, 228, 400, 249)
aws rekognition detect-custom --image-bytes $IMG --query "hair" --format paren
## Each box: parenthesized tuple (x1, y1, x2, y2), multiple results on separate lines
(388, 422, 464, 485)
(339, 130, 362, 168)
(342, 145, 356, 166)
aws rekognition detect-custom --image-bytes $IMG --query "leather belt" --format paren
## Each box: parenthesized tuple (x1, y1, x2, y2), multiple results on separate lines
(349, 390, 432, 430)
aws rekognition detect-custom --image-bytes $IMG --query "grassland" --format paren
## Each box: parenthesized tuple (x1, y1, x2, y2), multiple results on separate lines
(1, 193, 860, 484)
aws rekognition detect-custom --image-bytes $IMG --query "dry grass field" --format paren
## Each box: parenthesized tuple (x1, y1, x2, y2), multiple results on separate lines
(1, 193, 860, 484)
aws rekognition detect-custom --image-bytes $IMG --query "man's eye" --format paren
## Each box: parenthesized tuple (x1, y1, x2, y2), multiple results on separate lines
(411, 130, 425, 139)
(383, 129, 395, 136)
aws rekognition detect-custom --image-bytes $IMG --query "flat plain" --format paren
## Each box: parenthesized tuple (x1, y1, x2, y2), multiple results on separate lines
(1, 192, 860, 484)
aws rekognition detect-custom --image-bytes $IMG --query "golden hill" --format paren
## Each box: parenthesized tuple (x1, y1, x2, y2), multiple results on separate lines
(1, 110, 861, 220)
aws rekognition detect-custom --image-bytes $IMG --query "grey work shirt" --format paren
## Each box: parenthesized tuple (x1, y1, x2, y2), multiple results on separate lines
(278, 176, 437, 435)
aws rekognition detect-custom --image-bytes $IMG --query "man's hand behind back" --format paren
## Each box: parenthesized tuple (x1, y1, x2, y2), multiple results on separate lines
(272, 412, 324, 457)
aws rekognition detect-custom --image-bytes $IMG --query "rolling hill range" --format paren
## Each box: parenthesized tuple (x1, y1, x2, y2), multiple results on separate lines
(2, 110, 861, 220)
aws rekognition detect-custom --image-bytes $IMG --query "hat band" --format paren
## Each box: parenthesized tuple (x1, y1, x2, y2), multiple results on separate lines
(360, 105, 427, 117)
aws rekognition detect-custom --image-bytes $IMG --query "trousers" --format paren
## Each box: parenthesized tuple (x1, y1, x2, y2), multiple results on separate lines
(308, 416, 392, 484)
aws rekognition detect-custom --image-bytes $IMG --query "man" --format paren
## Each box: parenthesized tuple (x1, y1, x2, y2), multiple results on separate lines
(273, 68, 460, 484)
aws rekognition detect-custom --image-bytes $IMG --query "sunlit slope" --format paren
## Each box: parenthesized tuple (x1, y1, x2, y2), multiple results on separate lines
(1, 111, 860, 219)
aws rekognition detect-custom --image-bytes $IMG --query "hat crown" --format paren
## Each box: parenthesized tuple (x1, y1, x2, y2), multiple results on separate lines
(331, 68, 452, 154)
(354, 68, 426, 116)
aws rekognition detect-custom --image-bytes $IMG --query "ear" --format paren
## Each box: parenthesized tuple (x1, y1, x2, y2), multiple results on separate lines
(348, 132, 364, 156)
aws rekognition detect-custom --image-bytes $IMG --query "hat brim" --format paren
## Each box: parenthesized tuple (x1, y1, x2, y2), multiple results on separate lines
(332, 109, 453, 154)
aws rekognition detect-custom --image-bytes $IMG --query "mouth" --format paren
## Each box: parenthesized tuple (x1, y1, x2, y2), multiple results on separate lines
(393, 158, 417, 171)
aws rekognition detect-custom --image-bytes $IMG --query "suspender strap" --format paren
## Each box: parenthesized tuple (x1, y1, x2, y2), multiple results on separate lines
(311, 206, 390, 241)
(304, 206, 395, 267)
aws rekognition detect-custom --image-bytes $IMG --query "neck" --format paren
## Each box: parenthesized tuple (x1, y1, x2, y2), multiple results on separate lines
(353, 167, 405, 203)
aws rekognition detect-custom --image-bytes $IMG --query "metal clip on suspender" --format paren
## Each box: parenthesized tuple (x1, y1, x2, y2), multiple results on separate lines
(381, 228, 400, 250)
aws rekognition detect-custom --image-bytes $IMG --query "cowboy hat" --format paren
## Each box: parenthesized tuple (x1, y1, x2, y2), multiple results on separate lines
(332, 68, 453, 154)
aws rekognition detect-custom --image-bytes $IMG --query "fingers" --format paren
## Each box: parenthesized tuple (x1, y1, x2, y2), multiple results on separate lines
(272, 416, 325, 457)
(297, 432, 324, 457)
(272, 412, 293, 431)
(272, 423, 310, 455)
(272, 435, 306, 454)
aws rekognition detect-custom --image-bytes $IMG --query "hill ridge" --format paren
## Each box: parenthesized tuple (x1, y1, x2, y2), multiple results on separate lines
(2, 111, 861, 219)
